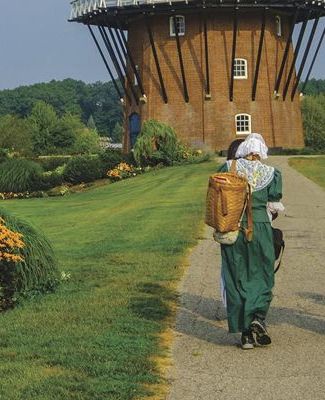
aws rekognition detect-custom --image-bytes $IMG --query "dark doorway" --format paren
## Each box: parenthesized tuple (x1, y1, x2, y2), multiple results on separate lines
(129, 113, 141, 148)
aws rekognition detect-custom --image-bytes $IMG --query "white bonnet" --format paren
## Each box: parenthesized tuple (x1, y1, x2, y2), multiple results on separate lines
(235, 133, 268, 160)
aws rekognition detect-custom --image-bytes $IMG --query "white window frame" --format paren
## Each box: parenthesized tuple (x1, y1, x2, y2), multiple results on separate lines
(233, 58, 248, 80)
(169, 15, 185, 37)
(275, 15, 282, 37)
(235, 114, 251, 135)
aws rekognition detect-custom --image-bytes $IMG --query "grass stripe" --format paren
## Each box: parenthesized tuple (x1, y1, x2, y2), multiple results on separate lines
(289, 157, 325, 189)
(0, 161, 216, 400)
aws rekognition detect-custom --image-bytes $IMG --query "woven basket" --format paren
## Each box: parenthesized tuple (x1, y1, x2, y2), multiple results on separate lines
(205, 172, 248, 232)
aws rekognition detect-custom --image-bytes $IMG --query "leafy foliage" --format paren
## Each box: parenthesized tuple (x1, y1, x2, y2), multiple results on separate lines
(28, 101, 59, 155)
(50, 113, 81, 149)
(33, 155, 71, 171)
(0, 208, 59, 310)
(0, 79, 123, 138)
(133, 120, 181, 166)
(0, 158, 44, 193)
(0, 149, 9, 164)
(71, 128, 100, 155)
(0, 114, 33, 156)
(63, 155, 103, 184)
(99, 149, 124, 172)
(111, 122, 124, 142)
(301, 78, 325, 96)
(301, 95, 325, 150)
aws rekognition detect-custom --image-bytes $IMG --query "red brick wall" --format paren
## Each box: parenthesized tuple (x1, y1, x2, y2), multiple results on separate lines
(124, 10, 304, 151)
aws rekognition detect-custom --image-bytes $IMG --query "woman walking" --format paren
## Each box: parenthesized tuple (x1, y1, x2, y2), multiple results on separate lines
(217, 133, 282, 349)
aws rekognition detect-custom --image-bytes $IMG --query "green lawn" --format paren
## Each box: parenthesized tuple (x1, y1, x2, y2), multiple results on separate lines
(0, 161, 216, 400)
(289, 157, 325, 189)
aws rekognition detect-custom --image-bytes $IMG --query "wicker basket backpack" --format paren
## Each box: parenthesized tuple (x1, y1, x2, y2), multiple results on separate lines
(205, 160, 253, 243)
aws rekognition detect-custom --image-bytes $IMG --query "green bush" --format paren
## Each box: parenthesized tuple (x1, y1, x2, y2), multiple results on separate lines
(99, 149, 124, 174)
(301, 95, 325, 150)
(122, 151, 136, 165)
(42, 169, 65, 189)
(0, 148, 9, 164)
(133, 120, 210, 167)
(0, 208, 59, 310)
(34, 156, 71, 171)
(0, 159, 44, 193)
(63, 155, 103, 184)
(268, 147, 324, 156)
(133, 120, 181, 166)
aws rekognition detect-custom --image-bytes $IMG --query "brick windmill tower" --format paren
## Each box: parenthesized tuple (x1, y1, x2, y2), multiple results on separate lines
(70, 0, 325, 151)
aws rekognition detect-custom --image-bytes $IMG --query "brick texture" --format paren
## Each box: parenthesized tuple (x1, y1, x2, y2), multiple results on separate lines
(124, 10, 305, 151)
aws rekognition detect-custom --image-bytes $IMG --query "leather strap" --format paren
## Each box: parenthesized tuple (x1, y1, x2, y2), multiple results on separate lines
(230, 159, 237, 173)
(274, 242, 285, 273)
(230, 159, 253, 241)
(244, 185, 253, 242)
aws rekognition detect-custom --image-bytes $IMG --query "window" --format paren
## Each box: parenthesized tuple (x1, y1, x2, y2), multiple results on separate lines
(275, 16, 282, 37)
(235, 114, 251, 135)
(169, 16, 185, 37)
(233, 58, 248, 79)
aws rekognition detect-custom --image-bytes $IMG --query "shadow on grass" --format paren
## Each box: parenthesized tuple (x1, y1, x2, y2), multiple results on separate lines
(129, 283, 178, 321)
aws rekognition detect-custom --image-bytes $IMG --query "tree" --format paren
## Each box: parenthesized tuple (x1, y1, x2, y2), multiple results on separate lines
(111, 122, 123, 143)
(0, 79, 123, 136)
(0, 115, 33, 155)
(300, 79, 325, 96)
(72, 128, 100, 155)
(301, 95, 325, 150)
(87, 115, 97, 132)
(28, 101, 59, 155)
(51, 114, 83, 150)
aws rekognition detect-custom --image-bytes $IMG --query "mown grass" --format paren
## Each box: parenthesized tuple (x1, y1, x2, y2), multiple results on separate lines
(289, 157, 325, 189)
(0, 161, 216, 400)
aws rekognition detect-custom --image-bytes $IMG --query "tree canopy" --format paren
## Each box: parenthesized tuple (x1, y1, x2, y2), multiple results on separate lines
(0, 79, 123, 138)
(300, 79, 325, 96)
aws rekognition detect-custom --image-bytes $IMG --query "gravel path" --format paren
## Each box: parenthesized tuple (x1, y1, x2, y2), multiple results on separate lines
(166, 156, 325, 400)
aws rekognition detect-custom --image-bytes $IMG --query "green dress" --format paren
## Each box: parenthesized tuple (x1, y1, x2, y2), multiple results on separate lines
(217, 161, 282, 333)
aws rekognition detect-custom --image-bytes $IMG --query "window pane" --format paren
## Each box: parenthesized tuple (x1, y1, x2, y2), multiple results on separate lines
(234, 59, 247, 78)
(170, 16, 185, 36)
(236, 114, 250, 134)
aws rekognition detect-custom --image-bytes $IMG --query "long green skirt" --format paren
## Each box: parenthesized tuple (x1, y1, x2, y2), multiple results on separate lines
(221, 222, 275, 333)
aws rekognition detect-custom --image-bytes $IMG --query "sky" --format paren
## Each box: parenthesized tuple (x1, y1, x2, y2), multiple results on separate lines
(0, 1, 324, 90)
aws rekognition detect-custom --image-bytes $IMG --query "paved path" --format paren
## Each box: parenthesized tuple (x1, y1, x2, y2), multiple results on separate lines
(166, 157, 325, 400)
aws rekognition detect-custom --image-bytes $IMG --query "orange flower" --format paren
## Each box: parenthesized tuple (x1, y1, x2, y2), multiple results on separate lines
(0, 218, 25, 264)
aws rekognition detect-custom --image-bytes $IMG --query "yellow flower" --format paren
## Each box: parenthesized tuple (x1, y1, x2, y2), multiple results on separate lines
(0, 218, 25, 264)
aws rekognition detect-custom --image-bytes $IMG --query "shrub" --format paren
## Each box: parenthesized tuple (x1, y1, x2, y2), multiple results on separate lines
(0, 148, 9, 164)
(35, 155, 71, 171)
(268, 147, 324, 156)
(301, 95, 325, 150)
(121, 151, 136, 165)
(133, 120, 180, 166)
(63, 155, 102, 184)
(42, 169, 65, 189)
(133, 120, 210, 167)
(0, 158, 44, 193)
(99, 149, 124, 174)
(0, 209, 59, 310)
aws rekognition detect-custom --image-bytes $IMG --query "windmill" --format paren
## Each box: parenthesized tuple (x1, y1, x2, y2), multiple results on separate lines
(70, 0, 325, 151)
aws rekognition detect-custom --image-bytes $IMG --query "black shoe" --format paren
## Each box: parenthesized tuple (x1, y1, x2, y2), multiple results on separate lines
(250, 318, 272, 346)
(241, 329, 255, 350)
